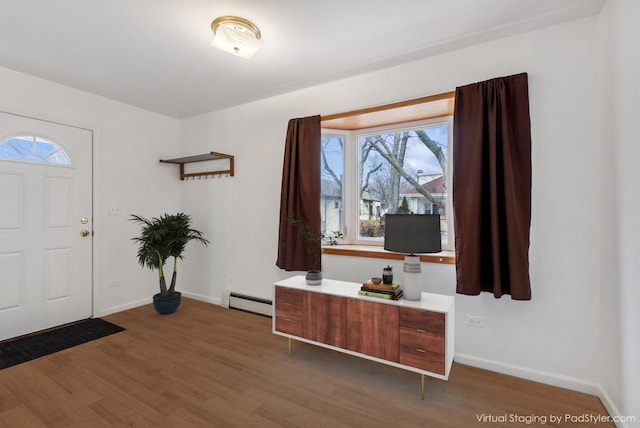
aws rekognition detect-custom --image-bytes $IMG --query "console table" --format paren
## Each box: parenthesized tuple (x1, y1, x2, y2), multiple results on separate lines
(272, 275, 454, 399)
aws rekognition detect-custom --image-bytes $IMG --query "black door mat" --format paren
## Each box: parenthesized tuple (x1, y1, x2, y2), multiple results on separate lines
(0, 318, 125, 370)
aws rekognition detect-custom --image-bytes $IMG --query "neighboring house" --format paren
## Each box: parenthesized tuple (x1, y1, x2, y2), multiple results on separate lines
(321, 179, 342, 233)
(400, 175, 447, 215)
(321, 179, 382, 233)
(360, 190, 381, 221)
(359, 190, 383, 238)
(321, 178, 384, 240)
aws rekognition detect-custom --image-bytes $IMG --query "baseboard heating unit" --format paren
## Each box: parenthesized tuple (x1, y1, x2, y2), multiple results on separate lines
(222, 290, 272, 317)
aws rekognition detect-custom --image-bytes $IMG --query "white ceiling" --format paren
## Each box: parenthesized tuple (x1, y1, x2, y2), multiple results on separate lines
(0, 0, 604, 119)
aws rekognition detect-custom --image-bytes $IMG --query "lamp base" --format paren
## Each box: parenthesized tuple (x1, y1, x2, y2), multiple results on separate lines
(402, 255, 422, 300)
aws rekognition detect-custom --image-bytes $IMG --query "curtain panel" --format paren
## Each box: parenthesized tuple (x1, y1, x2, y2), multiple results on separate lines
(276, 115, 322, 271)
(452, 73, 532, 300)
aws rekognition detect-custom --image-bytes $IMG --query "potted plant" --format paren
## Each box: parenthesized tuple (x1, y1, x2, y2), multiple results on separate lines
(287, 215, 343, 285)
(130, 213, 209, 314)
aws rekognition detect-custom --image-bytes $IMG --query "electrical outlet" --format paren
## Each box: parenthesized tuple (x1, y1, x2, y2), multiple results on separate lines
(466, 315, 484, 328)
(108, 207, 121, 215)
(109, 279, 121, 288)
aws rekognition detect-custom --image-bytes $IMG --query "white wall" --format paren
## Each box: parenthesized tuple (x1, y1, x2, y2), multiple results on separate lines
(0, 66, 182, 316)
(180, 16, 607, 397)
(598, 0, 622, 419)
(599, 0, 640, 424)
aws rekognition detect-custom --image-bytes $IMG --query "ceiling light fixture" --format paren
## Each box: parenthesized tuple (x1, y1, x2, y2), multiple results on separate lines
(210, 16, 262, 60)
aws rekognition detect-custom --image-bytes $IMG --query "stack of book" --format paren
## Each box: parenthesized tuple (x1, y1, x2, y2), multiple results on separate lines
(359, 279, 403, 300)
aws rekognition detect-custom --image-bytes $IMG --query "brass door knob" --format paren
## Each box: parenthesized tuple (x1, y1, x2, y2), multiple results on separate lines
(80, 229, 91, 237)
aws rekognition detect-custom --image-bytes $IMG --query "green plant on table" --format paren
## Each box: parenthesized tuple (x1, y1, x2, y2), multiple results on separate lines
(286, 214, 343, 270)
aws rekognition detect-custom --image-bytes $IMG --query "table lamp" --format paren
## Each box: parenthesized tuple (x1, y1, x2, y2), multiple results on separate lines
(384, 214, 441, 300)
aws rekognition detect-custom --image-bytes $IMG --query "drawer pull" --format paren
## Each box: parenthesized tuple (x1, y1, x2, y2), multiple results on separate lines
(416, 348, 426, 353)
(416, 329, 426, 333)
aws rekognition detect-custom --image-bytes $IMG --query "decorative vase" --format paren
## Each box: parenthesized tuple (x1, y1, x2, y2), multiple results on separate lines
(305, 270, 322, 285)
(153, 292, 182, 315)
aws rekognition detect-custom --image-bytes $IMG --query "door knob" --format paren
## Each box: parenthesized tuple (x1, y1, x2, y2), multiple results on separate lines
(80, 229, 91, 237)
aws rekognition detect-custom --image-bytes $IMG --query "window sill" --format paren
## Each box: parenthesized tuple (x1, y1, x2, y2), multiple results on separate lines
(322, 245, 455, 264)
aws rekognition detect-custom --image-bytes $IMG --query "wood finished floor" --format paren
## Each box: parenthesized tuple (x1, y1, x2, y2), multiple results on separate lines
(0, 298, 613, 427)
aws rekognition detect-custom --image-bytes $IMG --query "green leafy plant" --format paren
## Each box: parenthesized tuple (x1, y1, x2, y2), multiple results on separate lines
(130, 213, 209, 297)
(286, 214, 343, 270)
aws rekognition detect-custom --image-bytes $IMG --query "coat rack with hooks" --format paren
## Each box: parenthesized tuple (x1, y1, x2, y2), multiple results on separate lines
(160, 151, 234, 181)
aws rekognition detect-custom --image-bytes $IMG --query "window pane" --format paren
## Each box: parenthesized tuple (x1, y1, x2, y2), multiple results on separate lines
(358, 124, 449, 245)
(320, 135, 344, 235)
(10, 137, 37, 158)
(0, 136, 71, 166)
(0, 142, 20, 159)
(35, 139, 57, 157)
(46, 151, 71, 165)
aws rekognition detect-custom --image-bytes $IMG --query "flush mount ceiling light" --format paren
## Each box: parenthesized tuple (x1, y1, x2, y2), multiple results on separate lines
(210, 16, 262, 60)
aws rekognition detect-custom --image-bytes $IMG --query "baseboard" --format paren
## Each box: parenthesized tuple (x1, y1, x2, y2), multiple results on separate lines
(98, 292, 221, 317)
(180, 290, 222, 306)
(453, 353, 634, 427)
(598, 386, 628, 428)
(98, 297, 151, 317)
(454, 353, 601, 396)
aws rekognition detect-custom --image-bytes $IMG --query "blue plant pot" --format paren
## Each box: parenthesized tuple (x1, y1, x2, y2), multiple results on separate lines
(153, 292, 182, 315)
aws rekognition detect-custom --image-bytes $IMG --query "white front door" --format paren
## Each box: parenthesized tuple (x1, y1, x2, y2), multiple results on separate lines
(0, 112, 92, 341)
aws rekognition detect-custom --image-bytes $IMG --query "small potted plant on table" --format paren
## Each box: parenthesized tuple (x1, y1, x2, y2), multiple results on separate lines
(287, 215, 343, 285)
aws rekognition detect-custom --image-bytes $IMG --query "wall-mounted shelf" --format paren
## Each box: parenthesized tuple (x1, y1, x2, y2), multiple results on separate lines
(160, 151, 234, 181)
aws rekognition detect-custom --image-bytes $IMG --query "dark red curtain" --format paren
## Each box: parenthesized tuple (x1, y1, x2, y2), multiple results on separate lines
(453, 73, 532, 300)
(276, 115, 321, 271)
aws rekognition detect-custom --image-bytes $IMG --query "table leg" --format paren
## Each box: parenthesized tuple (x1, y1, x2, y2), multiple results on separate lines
(288, 338, 292, 358)
(421, 374, 425, 400)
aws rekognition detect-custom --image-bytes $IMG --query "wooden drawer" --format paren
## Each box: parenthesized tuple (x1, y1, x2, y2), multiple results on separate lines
(399, 326, 445, 355)
(399, 307, 445, 335)
(275, 286, 303, 306)
(399, 345, 445, 375)
(274, 287, 303, 336)
(399, 309, 446, 374)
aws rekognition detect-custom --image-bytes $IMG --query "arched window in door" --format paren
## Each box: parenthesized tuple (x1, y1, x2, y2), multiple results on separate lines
(0, 135, 71, 166)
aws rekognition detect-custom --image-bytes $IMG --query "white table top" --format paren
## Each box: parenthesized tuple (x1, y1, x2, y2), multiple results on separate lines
(275, 275, 454, 313)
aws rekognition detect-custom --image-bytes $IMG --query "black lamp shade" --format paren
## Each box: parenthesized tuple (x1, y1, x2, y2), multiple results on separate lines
(384, 214, 442, 254)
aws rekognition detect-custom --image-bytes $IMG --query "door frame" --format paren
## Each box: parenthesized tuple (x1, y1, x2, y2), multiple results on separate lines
(0, 108, 100, 320)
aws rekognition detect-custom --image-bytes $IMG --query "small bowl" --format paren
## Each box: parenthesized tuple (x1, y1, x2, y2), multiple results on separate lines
(371, 277, 383, 285)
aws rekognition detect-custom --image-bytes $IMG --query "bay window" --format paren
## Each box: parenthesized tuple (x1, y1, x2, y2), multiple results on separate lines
(321, 116, 453, 250)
